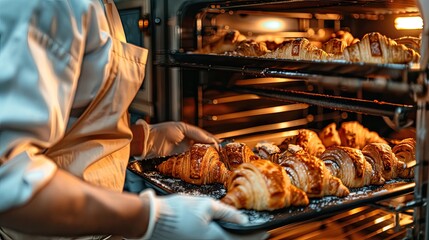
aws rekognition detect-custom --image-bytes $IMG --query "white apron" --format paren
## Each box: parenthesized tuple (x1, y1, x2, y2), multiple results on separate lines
(0, 0, 147, 239)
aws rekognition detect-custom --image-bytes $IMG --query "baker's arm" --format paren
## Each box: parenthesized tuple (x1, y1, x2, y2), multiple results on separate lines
(0, 169, 150, 238)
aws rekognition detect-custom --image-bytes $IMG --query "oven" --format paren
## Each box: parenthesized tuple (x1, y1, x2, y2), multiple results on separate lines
(116, 0, 428, 239)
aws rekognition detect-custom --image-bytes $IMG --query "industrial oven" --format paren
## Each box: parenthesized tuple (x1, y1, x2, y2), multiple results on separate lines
(116, 0, 429, 239)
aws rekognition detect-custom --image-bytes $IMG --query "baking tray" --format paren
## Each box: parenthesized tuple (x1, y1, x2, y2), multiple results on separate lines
(169, 52, 420, 81)
(128, 158, 415, 233)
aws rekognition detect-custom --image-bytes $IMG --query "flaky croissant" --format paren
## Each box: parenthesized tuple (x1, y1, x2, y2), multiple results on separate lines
(362, 143, 406, 185)
(195, 29, 247, 54)
(157, 144, 230, 185)
(221, 159, 309, 211)
(254, 141, 282, 164)
(319, 122, 341, 147)
(323, 38, 348, 55)
(392, 138, 416, 179)
(226, 40, 270, 57)
(338, 121, 387, 149)
(262, 38, 330, 61)
(279, 129, 326, 157)
(342, 32, 420, 64)
(320, 146, 380, 188)
(278, 145, 350, 198)
(220, 142, 260, 170)
(331, 30, 359, 46)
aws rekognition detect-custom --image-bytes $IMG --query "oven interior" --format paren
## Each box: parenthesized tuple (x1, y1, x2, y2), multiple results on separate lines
(124, 0, 428, 238)
(170, 0, 421, 146)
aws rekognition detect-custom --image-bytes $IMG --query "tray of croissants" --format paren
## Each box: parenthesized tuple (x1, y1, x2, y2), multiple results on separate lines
(171, 30, 420, 81)
(127, 121, 415, 232)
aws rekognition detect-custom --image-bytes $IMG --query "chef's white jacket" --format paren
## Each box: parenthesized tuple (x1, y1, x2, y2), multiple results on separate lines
(0, 0, 148, 212)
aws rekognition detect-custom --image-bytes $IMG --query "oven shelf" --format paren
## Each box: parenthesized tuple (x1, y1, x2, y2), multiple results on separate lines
(169, 52, 423, 96)
(230, 85, 416, 120)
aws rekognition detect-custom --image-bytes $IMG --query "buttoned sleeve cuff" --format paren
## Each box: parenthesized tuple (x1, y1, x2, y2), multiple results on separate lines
(0, 152, 57, 212)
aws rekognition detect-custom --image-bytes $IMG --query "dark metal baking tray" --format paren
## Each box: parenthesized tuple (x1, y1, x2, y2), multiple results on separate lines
(169, 52, 419, 82)
(127, 158, 414, 233)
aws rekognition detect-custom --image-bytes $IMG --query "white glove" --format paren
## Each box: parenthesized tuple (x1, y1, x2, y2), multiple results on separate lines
(136, 120, 220, 159)
(137, 189, 268, 240)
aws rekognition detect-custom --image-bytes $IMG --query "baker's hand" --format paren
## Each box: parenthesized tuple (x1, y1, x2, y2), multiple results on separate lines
(136, 120, 219, 159)
(137, 189, 268, 240)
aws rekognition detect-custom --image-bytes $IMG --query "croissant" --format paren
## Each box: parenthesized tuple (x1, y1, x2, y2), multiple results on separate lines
(279, 129, 326, 157)
(195, 29, 247, 54)
(254, 141, 282, 164)
(392, 138, 416, 179)
(323, 38, 348, 55)
(157, 144, 230, 185)
(338, 121, 387, 149)
(278, 146, 350, 198)
(320, 146, 379, 188)
(226, 40, 270, 57)
(394, 36, 421, 52)
(221, 159, 309, 211)
(220, 142, 260, 170)
(319, 122, 341, 147)
(331, 30, 360, 46)
(362, 143, 406, 185)
(262, 38, 330, 61)
(342, 32, 420, 64)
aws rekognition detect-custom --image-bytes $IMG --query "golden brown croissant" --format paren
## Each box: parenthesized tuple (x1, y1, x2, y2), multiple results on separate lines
(157, 144, 230, 185)
(254, 141, 282, 164)
(262, 38, 330, 61)
(394, 36, 421, 52)
(392, 138, 416, 179)
(220, 142, 260, 170)
(221, 159, 309, 211)
(362, 143, 406, 185)
(279, 129, 326, 157)
(226, 40, 270, 57)
(323, 38, 348, 55)
(319, 122, 341, 147)
(278, 145, 349, 198)
(195, 29, 247, 54)
(338, 121, 387, 149)
(331, 30, 360, 46)
(342, 32, 420, 64)
(320, 146, 380, 188)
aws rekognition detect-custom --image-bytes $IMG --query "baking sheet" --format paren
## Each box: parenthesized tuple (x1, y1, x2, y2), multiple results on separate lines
(169, 52, 419, 81)
(128, 159, 414, 233)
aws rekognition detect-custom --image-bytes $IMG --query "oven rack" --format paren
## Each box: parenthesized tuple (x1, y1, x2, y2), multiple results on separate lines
(169, 52, 422, 92)
(170, 52, 420, 127)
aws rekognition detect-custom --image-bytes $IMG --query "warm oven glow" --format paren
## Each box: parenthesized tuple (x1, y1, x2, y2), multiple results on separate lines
(260, 18, 285, 31)
(394, 16, 423, 30)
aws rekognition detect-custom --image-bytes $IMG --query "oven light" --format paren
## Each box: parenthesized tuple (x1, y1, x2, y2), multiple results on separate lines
(394, 16, 423, 30)
(261, 19, 284, 31)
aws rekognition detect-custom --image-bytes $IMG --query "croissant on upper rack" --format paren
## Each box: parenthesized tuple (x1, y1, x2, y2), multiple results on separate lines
(220, 142, 260, 170)
(157, 144, 230, 185)
(226, 40, 270, 57)
(278, 145, 350, 198)
(319, 122, 341, 147)
(338, 121, 387, 149)
(362, 143, 407, 185)
(262, 38, 331, 61)
(221, 159, 309, 211)
(331, 30, 360, 46)
(195, 29, 247, 54)
(323, 38, 348, 55)
(279, 129, 326, 157)
(392, 138, 416, 179)
(342, 32, 420, 64)
(320, 146, 382, 188)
